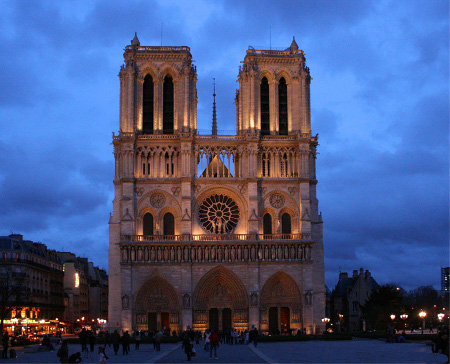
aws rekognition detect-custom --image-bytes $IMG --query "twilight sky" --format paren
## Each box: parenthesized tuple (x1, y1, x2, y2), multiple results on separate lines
(0, 0, 448, 291)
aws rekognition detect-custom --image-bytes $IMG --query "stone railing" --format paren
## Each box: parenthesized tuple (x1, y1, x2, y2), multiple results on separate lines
(119, 240, 313, 264)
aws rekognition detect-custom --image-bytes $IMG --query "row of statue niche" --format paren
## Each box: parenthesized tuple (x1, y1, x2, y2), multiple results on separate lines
(122, 244, 309, 262)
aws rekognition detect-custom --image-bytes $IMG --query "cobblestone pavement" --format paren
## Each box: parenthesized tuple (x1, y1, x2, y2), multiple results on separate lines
(2, 339, 448, 363)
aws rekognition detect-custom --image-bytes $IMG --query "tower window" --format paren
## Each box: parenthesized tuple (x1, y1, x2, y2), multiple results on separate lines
(143, 74, 154, 134)
(260, 77, 270, 135)
(163, 212, 175, 236)
(281, 213, 291, 234)
(263, 213, 272, 235)
(163, 75, 174, 134)
(143, 213, 154, 236)
(278, 77, 288, 135)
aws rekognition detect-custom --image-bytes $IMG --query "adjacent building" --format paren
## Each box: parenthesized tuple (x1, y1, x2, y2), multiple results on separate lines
(330, 268, 378, 331)
(109, 35, 325, 334)
(0, 234, 65, 334)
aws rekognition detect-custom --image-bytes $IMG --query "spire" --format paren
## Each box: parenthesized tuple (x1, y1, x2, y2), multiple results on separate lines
(212, 78, 217, 135)
(131, 32, 140, 47)
(290, 36, 298, 52)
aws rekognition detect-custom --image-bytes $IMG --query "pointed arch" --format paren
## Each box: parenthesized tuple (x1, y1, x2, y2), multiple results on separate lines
(192, 266, 248, 310)
(143, 74, 154, 134)
(278, 77, 288, 135)
(260, 271, 302, 309)
(260, 76, 270, 136)
(135, 276, 180, 312)
(163, 75, 174, 134)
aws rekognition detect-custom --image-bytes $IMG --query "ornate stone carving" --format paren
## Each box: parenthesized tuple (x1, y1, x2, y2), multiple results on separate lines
(122, 295, 129, 309)
(150, 193, 165, 208)
(258, 187, 267, 195)
(198, 194, 240, 234)
(288, 187, 297, 196)
(270, 193, 285, 208)
(250, 292, 258, 307)
(171, 186, 181, 197)
(183, 294, 191, 308)
(135, 187, 144, 197)
(237, 183, 246, 194)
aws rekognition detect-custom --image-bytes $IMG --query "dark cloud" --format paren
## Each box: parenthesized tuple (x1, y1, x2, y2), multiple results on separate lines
(0, 0, 448, 290)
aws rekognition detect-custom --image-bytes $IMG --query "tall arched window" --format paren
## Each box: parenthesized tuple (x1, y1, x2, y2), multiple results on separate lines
(163, 212, 175, 236)
(260, 77, 270, 135)
(278, 77, 288, 135)
(281, 213, 291, 234)
(143, 213, 154, 236)
(163, 75, 174, 134)
(263, 213, 272, 235)
(143, 74, 154, 134)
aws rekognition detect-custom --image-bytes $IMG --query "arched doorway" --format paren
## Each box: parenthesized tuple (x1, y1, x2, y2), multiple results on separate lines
(134, 276, 180, 333)
(260, 271, 302, 335)
(192, 266, 248, 333)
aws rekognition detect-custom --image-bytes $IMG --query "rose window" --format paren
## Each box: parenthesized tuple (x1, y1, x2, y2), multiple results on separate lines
(199, 194, 239, 234)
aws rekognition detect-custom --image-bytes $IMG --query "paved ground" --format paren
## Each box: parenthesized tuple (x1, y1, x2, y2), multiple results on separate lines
(1, 339, 447, 363)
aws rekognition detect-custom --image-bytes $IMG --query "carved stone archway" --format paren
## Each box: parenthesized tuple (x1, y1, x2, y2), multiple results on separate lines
(260, 271, 302, 334)
(192, 266, 248, 332)
(134, 276, 180, 332)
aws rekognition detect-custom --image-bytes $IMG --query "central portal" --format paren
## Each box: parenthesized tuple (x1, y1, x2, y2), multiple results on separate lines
(192, 267, 249, 332)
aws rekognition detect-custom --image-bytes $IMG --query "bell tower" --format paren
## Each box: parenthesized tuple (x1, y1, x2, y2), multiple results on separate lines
(236, 37, 311, 136)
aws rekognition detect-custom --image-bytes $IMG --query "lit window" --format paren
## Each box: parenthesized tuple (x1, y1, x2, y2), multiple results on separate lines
(75, 273, 80, 288)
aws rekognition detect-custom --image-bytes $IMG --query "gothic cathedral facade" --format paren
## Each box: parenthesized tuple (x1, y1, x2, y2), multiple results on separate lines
(109, 34, 325, 335)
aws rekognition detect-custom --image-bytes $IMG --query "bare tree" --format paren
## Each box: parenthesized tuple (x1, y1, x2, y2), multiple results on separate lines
(0, 268, 30, 339)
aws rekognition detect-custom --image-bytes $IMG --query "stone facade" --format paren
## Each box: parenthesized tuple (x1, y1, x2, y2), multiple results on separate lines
(331, 268, 379, 331)
(108, 34, 325, 334)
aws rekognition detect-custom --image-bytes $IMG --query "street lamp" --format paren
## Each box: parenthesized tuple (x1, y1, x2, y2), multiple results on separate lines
(419, 311, 426, 334)
(390, 314, 396, 321)
(400, 314, 408, 329)
(437, 313, 445, 322)
(322, 317, 330, 332)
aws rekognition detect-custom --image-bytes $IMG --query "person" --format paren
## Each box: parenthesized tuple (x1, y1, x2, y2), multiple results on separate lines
(122, 331, 130, 355)
(209, 330, 220, 359)
(135, 330, 141, 350)
(104, 331, 112, 348)
(98, 346, 108, 364)
(57, 340, 69, 363)
(250, 327, 259, 347)
(244, 330, 249, 345)
(182, 333, 193, 361)
(112, 330, 120, 355)
(79, 328, 88, 352)
(397, 331, 407, 343)
(68, 352, 82, 363)
(2, 330, 9, 359)
(204, 329, 211, 351)
(154, 330, 163, 352)
(89, 330, 96, 352)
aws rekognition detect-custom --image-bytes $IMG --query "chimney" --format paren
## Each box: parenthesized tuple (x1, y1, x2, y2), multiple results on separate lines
(365, 270, 371, 279)
(339, 272, 348, 279)
(353, 270, 358, 278)
(359, 268, 364, 276)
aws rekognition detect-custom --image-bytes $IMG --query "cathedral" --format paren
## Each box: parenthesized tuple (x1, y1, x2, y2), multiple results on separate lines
(108, 34, 325, 335)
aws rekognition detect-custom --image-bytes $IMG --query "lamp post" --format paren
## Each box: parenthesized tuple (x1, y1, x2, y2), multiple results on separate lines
(400, 314, 408, 329)
(437, 313, 444, 322)
(322, 317, 330, 333)
(419, 311, 426, 334)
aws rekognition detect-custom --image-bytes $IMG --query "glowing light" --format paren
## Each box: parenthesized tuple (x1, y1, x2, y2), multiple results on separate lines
(75, 273, 79, 288)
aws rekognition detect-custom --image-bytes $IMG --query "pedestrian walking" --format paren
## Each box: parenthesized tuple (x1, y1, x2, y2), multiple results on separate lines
(155, 330, 163, 351)
(57, 340, 69, 363)
(98, 346, 109, 364)
(112, 330, 120, 355)
(135, 330, 141, 350)
(182, 333, 193, 361)
(122, 330, 130, 355)
(209, 330, 220, 359)
(204, 329, 211, 351)
(88, 330, 96, 352)
(250, 327, 259, 347)
(2, 331, 9, 359)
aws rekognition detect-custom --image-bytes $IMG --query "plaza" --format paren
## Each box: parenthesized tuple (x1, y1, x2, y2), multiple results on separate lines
(4, 339, 448, 363)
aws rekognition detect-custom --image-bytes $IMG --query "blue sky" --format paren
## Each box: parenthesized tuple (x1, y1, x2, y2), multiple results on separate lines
(0, 0, 448, 291)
